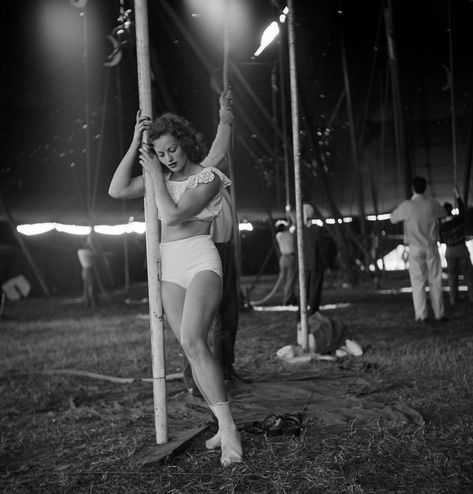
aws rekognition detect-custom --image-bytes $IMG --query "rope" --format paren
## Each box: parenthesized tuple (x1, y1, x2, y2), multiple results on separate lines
(250, 272, 283, 306)
(12, 369, 184, 384)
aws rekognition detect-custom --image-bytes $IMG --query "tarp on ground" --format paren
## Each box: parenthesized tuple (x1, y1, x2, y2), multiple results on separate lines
(167, 368, 423, 431)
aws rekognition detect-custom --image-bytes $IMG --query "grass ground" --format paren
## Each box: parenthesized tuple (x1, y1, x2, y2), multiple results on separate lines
(1, 272, 473, 493)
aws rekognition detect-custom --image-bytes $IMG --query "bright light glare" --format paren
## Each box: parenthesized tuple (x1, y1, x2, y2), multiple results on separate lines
(56, 224, 92, 235)
(185, 0, 225, 35)
(94, 222, 146, 235)
(239, 222, 254, 232)
(16, 223, 56, 236)
(128, 221, 146, 234)
(254, 21, 279, 56)
(37, 0, 83, 71)
(367, 213, 391, 221)
(382, 244, 408, 271)
(94, 224, 128, 235)
(279, 6, 289, 23)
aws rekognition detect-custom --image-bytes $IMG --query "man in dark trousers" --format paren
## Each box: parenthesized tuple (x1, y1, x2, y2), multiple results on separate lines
(209, 188, 240, 381)
(439, 187, 473, 305)
(301, 202, 327, 316)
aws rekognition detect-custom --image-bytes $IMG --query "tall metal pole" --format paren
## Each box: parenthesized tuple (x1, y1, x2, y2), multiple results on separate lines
(134, 0, 167, 444)
(287, 0, 308, 351)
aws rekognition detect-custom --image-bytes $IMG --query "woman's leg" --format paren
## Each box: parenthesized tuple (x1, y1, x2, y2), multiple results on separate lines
(161, 281, 211, 404)
(180, 272, 225, 402)
(180, 271, 242, 466)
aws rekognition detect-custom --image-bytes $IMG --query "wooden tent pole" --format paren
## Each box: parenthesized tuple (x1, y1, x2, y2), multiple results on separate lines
(340, 32, 369, 266)
(462, 105, 473, 211)
(384, 0, 411, 198)
(277, 40, 292, 216)
(287, 0, 308, 351)
(271, 65, 281, 208)
(81, 6, 92, 218)
(134, 0, 167, 444)
(91, 69, 110, 216)
(116, 66, 131, 291)
(223, 0, 242, 307)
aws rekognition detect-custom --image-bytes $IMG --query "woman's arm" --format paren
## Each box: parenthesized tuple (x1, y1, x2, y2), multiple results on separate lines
(200, 90, 234, 170)
(139, 148, 221, 226)
(108, 111, 149, 199)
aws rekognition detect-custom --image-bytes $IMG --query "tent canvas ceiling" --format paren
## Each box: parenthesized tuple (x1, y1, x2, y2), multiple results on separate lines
(2, 0, 473, 225)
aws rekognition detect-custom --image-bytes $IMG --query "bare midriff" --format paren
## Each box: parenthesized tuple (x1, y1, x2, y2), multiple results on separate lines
(161, 220, 211, 243)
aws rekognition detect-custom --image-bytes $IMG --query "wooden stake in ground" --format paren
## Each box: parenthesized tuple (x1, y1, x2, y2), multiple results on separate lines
(134, 0, 167, 445)
(287, 0, 309, 351)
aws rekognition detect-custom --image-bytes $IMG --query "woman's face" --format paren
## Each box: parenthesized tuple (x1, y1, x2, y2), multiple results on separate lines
(152, 134, 188, 173)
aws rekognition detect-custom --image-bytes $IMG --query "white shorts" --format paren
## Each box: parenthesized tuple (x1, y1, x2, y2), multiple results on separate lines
(160, 235, 222, 289)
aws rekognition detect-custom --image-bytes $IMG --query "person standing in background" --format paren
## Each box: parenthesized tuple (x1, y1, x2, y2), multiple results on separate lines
(439, 187, 473, 306)
(390, 176, 446, 322)
(275, 221, 297, 306)
(301, 202, 327, 316)
(77, 234, 99, 308)
(209, 187, 242, 381)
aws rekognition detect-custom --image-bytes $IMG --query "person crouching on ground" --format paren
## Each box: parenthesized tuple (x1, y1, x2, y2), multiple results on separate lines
(108, 91, 242, 467)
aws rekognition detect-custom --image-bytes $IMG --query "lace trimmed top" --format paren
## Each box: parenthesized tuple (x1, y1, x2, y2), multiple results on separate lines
(159, 166, 231, 222)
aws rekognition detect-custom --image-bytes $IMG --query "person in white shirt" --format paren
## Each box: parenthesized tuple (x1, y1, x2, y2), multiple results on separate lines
(390, 176, 446, 322)
(275, 221, 297, 305)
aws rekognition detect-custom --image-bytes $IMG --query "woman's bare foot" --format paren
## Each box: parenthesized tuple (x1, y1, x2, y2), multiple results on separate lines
(205, 430, 220, 450)
(220, 427, 242, 467)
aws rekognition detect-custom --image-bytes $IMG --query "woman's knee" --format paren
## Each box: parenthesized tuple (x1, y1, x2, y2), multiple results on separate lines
(181, 338, 207, 362)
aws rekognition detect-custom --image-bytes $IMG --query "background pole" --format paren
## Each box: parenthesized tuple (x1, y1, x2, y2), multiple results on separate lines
(223, 0, 242, 306)
(287, 0, 308, 350)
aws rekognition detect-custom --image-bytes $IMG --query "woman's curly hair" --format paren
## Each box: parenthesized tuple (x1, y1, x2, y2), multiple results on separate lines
(148, 112, 207, 163)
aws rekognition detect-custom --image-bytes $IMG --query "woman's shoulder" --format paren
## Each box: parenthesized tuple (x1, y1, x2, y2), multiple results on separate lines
(187, 166, 231, 189)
